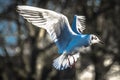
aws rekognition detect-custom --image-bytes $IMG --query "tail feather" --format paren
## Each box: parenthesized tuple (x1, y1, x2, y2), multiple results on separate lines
(53, 54, 67, 70)
(53, 52, 80, 70)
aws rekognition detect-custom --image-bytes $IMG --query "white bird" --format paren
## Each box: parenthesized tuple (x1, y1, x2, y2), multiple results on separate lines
(17, 5, 103, 70)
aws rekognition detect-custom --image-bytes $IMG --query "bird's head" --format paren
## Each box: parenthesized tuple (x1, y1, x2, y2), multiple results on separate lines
(90, 34, 103, 45)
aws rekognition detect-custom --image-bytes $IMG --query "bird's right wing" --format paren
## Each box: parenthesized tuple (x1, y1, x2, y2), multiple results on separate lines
(72, 15, 86, 34)
(17, 5, 76, 52)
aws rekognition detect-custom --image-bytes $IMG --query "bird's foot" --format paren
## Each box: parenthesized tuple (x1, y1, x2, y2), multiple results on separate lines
(67, 55, 76, 68)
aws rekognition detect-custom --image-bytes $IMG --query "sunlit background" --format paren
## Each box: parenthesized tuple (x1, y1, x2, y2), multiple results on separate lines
(0, 0, 120, 80)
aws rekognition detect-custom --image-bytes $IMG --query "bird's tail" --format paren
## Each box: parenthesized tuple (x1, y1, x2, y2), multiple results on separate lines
(53, 52, 80, 70)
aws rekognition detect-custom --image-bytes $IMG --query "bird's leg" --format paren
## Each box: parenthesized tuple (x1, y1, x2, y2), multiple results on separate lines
(67, 55, 72, 68)
(67, 54, 76, 68)
(71, 55, 76, 67)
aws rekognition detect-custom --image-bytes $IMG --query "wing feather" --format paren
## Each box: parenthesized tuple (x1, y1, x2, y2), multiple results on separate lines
(17, 5, 76, 53)
(72, 15, 86, 34)
(76, 15, 86, 33)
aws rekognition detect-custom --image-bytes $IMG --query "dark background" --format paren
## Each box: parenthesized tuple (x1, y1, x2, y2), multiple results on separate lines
(0, 0, 120, 80)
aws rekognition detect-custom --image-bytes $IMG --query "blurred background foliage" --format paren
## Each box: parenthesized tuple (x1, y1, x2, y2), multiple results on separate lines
(0, 0, 120, 80)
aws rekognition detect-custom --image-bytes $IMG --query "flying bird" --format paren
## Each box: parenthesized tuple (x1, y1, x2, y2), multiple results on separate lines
(17, 5, 103, 70)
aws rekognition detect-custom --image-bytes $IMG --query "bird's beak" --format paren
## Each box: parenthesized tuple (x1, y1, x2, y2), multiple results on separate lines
(99, 40, 104, 44)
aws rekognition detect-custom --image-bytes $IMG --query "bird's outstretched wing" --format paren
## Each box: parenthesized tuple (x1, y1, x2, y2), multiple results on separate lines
(17, 5, 76, 53)
(72, 15, 86, 34)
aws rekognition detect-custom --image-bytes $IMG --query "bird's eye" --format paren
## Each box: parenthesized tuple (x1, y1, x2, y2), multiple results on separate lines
(91, 36, 94, 40)
(91, 36, 97, 40)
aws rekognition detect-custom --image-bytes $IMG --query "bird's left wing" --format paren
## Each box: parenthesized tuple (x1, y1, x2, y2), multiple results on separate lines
(17, 6, 61, 42)
(17, 5, 76, 52)
(72, 15, 86, 34)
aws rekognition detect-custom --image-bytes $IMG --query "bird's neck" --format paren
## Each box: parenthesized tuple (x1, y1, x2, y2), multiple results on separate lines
(80, 34, 91, 46)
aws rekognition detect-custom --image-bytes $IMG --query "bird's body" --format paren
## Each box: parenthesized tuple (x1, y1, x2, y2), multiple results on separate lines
(60, 34, 90, 53)
(17, 5, 102, 70)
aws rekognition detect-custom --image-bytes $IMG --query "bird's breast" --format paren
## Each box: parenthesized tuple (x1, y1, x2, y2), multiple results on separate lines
(65, 36, 90, 53)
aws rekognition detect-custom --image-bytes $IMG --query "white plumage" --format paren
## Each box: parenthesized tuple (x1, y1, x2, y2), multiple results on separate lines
(17, 5, 102, 70)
